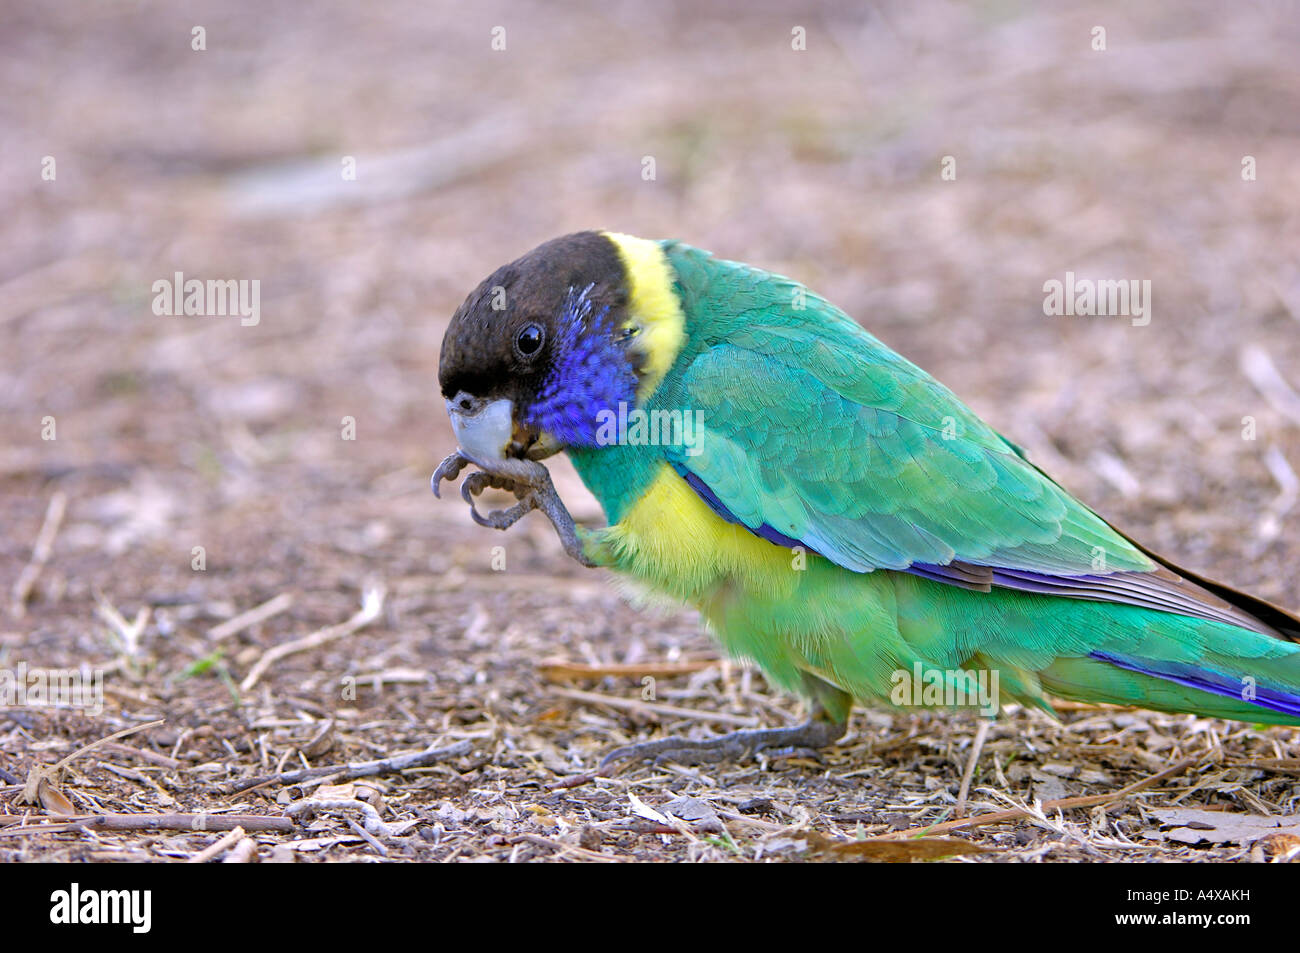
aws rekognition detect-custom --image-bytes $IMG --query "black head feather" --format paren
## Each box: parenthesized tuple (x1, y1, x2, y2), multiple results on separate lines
(439, 231, 637, 451)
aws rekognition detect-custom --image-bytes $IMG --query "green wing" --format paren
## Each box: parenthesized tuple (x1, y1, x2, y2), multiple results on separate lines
(661, 244, 1155, 579)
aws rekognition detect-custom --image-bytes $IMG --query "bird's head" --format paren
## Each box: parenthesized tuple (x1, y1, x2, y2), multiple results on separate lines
(439, 231, 684, 470)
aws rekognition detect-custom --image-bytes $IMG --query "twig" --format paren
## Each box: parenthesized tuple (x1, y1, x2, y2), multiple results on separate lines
(539, 659, 720, 682)
(547, 771, 604, 791)
(49, 719, 164, 775)
(1227, 758, 1300, 775)
(20, 719, 164, 805)
(209, 592, 294, 641)
(219, 740, 472, 795)
(285, 798, 392, 836)
(223, 837, 258, 863)
(955, 719, 992, 818)
(507, 833, 625, 863)
(1240, 344, 1300, 427)
(10, 491, 67, 619)
(1259, 445, 1299, 540)
(1051, 701, 1128, 712)
(93, 591, 150, 657)
(240, 585, 385, 691)
(0, 821, 89, 837)
(101, 742, 181, 770)
(864, 754, 1204, 841)
(551, 687, 760, 728)
(346, 817, 389, 856)
(1089, 450, 1141, 499)
(187, 826, 246, 863)
(98, 762, 176, 806)
(0, 813, 293, 835)
(714, 809, 789, 834)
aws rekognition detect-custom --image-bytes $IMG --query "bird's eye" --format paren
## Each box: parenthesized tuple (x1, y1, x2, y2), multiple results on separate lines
(515, 324, 544, 358)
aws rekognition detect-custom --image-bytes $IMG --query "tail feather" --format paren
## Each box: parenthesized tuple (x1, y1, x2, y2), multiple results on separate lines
(1089, 650, 1300, 721)
(897, 573, 1300, 726)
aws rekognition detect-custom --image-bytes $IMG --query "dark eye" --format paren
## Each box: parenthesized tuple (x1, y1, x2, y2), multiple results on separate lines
(515, 323, 544, 358)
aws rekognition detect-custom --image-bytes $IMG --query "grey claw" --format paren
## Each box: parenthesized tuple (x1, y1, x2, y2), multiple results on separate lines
(461, 470, 537, 530)
(432, 449, 594, 567)
(431, 450, 471, 499)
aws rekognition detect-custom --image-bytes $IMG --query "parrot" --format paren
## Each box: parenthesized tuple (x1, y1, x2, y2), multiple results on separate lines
(433, 230, 1300, 766)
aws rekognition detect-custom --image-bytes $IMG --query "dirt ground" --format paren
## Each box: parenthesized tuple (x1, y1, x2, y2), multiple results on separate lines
(2, 1, 1300, 863)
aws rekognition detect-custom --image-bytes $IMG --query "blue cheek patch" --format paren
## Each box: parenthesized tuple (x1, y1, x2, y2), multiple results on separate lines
(527, 286, 637, 446)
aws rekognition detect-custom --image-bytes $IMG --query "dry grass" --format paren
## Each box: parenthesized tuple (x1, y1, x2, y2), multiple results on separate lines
(2, 0, 1299, 862)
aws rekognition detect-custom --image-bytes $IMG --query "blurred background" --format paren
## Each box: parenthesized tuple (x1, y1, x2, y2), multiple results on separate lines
(2, 0, 1299, 860)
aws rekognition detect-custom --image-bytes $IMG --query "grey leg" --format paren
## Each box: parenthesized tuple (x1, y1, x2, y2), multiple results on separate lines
(598, 672, 853, 768)
(599, 707, 848, 769)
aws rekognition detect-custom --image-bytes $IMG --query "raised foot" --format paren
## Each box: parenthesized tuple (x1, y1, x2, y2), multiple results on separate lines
(599, 718, 847, 769)
(431, 450, 594, 567)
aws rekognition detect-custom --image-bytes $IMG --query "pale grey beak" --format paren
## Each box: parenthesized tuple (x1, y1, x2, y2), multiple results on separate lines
(447, 395, 514, 469)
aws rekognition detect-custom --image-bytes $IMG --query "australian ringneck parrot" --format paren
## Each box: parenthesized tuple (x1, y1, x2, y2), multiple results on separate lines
(435, 231, 1300, 761)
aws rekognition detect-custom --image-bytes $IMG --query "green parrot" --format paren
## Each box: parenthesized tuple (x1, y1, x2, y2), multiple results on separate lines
(434, 231, 1300, 765)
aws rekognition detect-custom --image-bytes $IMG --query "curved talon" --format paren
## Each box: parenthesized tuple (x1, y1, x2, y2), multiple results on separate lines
(430, 448, 595, 568)
(431, 450, 471, 499)
(462, 469, 527, 499)
(461, 471, 538, 530)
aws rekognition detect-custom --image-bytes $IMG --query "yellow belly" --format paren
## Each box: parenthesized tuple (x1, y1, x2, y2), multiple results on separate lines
(601, 463, 803, 602)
